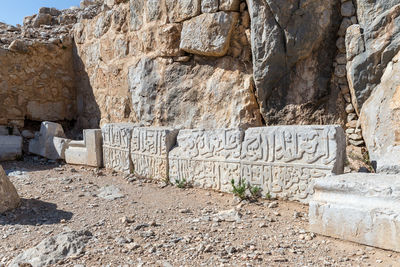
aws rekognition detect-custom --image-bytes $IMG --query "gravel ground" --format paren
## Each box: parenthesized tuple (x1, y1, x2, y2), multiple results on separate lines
(0, 157, 399, 267)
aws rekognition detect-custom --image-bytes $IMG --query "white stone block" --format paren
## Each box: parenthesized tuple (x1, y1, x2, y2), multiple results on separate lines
(0, 136, 23, 161)
(169, 129, 243, 192)
(241, 125, 346, 202)
(309, 174, 400, 252)
(102, 123, 135, 174)
(131, 127, 179, 181)
(28, 121, 69, 160)
(65, 129, 103, 167)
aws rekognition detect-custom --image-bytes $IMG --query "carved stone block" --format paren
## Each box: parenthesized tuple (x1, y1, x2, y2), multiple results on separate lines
(131, 127, 179, 181)
(310, 174, 400, 252)
(102, 123, 135, 174)
(169, 129, 244, 192)
(241, 125, 345, 202)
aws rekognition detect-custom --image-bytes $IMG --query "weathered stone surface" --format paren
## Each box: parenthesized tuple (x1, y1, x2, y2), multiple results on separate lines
(0, 42, 76, 127)
(310, 173, 400, 252)
(65, 129, 103, 167)
(360, 51, 400, 173)
(180, 12, 239, 57)
(9, 230, 92, 267)
(169, 129, 243, 192)
(346, 2, 400, 114)
(0, 136, 23, 161)
(219, 0, 240, 11)
(241, 125, 346, 202)
(130, 0, 143, 31)
(166, 0, 201, 23)
(102, 123, 135, 173)
(247, 0, 341, 124)
(170, 125, 345, 201)
(131, 127, 179, 181)
(201, 0, 219, 13)
(29, 122, 70, 160)
(0, 165, 20, 213)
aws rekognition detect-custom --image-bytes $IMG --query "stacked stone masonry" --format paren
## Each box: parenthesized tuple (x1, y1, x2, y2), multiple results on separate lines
(103, 124, 346, 203)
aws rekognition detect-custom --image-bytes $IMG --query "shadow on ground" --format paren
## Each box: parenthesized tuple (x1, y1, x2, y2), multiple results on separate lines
(0, 198, 73, 226)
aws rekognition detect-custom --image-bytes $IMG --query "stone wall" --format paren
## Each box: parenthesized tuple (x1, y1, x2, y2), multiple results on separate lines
(73, 0, 263, 130)
(0, 40, 76, 127)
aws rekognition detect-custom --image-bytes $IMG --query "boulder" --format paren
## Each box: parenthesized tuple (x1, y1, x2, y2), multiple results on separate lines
(0, 165, 20, 213)
(180, 12, 239, 57)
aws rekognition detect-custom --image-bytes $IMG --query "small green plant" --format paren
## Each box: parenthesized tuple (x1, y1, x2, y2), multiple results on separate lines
(175, 178, 188, 189)
(265, 192, 272, 200)
(231, 179, 247, 200)
(249, 185, 262, 198)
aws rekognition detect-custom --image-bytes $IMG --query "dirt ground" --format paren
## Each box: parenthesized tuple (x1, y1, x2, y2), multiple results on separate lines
(0, 157, 399, 267)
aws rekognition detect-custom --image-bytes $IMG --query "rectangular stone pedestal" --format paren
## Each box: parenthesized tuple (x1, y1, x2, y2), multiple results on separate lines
(310, 174, 400, 252)
(65, 129, 103, 167)
(102, 123, 135, 173)
(131, 127, 178, 181)
(0, 136, 23, 161)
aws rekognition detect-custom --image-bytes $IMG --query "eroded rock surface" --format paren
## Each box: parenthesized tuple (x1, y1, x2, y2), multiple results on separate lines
(0, 165, 20, 213)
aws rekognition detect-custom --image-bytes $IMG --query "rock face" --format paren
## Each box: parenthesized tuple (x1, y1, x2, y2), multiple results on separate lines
(346, 1, 400, 114)
(310, 174, 400, 252)
(9, 230, 92, 267)
(346, 0, 400, 170)
(360, 51, 400, 173)
(75, 0, 261, 129)
(247, 0, 342, 125)
(0, 165, 20, 213)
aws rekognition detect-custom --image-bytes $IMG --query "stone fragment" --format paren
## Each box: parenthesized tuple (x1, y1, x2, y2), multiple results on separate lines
(241, 126, 346, 202)
(219, 0, 240, 11)
(98, 185, 124, 200)
(8, 39, 28, 53)
(131, 127, 179, 181)
(201, 0, 219, 13)
(341, 1, 355, 17)
(169, 129, 243, 192)
(310, 174, 400, 252)
(180, 12, 239, 57)
(0, 126, 19, 136)
(0, 136, 22, 161)
(130, 0, 143, 31)
(9, 230, 92, 267)
(345, 104, 355, 113)
(0, 165, 20, 213)
(29, 122, 70, 160)
(166, 0, 201, 23)
(65, 129, 103, 167)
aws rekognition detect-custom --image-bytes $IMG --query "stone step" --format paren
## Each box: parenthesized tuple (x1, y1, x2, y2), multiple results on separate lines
(309, 173, 400, 252)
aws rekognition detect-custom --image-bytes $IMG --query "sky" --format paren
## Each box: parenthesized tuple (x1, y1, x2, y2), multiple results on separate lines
(0, 0, 81, 26)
